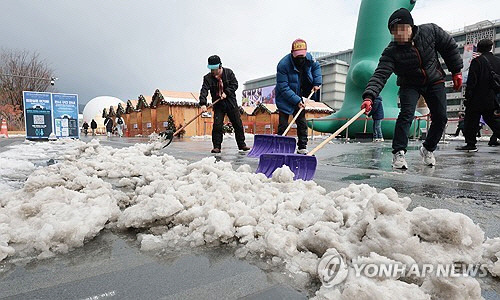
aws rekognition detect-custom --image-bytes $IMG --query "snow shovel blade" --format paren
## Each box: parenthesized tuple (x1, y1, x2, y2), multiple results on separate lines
(247, 134, 296, 158)
(256, 153, 287, 177)
(160, 130, 174, 148)
(256, 153, 317, 181)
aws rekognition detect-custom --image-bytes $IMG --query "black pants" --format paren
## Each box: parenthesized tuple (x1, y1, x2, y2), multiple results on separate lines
(491, 133, 498, 143)
(393, 83, 447, 153)
(277, 108, 308, 149)
(464, 108, 500, 146)
(212, 105, 246, 149)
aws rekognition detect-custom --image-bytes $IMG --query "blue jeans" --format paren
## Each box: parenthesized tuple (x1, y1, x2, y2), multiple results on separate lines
(393, 83, 447, 153)
(373, 119, 383, 139)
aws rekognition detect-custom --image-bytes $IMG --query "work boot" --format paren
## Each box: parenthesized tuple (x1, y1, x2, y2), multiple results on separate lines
(238, 145, 251, 151)
(419, 146, 436, 166)
(488, 140, 499, 147)
(456, 144, 478, 152)
(392, 150, 408, 169)
(211, 148, 221, 153)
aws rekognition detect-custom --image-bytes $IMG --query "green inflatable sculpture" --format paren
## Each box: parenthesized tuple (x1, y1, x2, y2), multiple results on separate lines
(309, 0, 424, 139)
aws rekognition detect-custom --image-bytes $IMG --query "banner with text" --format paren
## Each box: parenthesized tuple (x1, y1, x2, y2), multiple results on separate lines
(23, 91, 53, 139)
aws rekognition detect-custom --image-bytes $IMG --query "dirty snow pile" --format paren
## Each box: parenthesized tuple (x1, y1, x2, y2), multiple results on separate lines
(0, 138, 499, 300)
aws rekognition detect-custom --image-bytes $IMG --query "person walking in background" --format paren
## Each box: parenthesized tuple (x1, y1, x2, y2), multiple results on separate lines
(369, 96, 384, 142)
(477, 116, 485, 138)
(82, 121, 89, 136)
(91, 119, 97, 136)
(275, 38, 322, 154)
(115, 115, 124, 137)
(199, 55, 250, 154)
(453, 112, 465, 136)
(361, 8, 462, 169)
(104, 116, 113, 138)
(456, 39, 500, 152)
(489, 133, 499, 146)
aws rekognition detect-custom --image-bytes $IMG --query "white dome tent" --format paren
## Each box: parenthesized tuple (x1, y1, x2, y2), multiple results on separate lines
(82, 96, 125, 133)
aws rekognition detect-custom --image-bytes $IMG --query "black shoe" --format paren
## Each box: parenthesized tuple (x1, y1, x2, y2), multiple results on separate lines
(488, 141, 500, 147)
(455, 144, 478, 152)
(211, 148, 221, 153)
(238, 145, 251, 151)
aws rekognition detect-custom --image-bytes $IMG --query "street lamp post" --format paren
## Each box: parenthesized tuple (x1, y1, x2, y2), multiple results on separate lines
(0, 73, 58, 85)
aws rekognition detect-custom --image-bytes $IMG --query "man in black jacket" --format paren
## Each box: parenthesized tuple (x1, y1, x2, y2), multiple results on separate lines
(199, 55, 250, 153)
(90, 119, 97, 136)
(361, 8, 463, 169)
(82, 121, 89, 136)
(456, 39, 500, 151)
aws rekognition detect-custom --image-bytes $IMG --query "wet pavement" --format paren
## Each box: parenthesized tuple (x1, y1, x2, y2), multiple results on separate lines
(1, 135, 499, 299)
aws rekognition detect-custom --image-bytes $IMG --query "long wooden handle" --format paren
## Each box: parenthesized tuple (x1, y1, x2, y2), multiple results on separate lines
(283, 91, 315, 136)
(308, 109, 366, 156)
(173, 98, 222, 136)
(363, 118, 368, 133)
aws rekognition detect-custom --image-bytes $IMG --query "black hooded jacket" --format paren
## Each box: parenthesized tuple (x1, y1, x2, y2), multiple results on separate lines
(465, 52, 500, 111)
(199, 68, 238, 110)
(363, 23, 463, 100)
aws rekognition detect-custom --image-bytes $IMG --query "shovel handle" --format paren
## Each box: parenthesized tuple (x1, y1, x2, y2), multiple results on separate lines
(172, 98, 222, 136)
(308, 109, 366, 156)
(283, 91, 315, 136)
(363, 118, 368, 133)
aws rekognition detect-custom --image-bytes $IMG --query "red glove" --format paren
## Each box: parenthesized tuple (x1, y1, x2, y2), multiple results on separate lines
(452, 73, 463, 91)
(361, 98, 372, 114)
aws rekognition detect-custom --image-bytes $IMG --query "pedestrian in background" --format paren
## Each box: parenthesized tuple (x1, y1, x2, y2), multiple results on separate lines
(456, 39, 500, 152)
(453, 112, 465, 136)
(368, 96, 384, 142)
(82, 121, 89, 136)
(91, 119, 97, 136)
(489, 133, 499, 146)
(104, 116, 113, 138)
(115, 115, 124, 137)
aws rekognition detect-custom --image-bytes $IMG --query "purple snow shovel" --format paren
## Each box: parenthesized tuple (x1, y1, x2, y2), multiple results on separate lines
(256, 109, 366, 180)
(247, 91, 314, 158)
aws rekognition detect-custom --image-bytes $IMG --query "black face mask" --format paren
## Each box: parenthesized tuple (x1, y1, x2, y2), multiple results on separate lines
(293, 56, 306, 69)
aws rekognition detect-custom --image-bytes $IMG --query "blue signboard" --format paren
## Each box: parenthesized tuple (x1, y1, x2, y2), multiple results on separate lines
(52, 93, 79, 138)
(23, 91, 53, 139)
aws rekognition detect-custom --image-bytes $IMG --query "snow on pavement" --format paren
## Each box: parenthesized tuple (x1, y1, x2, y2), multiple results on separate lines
(0, 138, 499, 299)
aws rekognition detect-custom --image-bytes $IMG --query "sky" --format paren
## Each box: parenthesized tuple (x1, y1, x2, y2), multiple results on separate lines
(1, 0, 499, 105)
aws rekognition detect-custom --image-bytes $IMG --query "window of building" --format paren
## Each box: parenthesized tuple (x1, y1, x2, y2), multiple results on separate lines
(448, 99, 461, 106)
(497, 27, 500, 34)
(445, 87, 456, 94)
(459, 47, 464, 54)
(454, 35, 466, 42)
(445, 75, 452, 82)
(496, 40, 500, 48)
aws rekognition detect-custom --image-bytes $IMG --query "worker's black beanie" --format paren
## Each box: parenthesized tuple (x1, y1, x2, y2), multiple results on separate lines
(388, 8, 414, 31)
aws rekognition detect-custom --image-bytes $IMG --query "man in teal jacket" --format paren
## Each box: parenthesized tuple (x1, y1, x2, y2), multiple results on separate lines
(275, 39, 322, 154)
